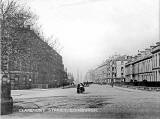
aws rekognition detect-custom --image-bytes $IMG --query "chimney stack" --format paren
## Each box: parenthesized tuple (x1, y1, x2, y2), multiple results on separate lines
(150, 46, 155, 49)
(145, 48, 150, 51)
(156, 42, 160, 46)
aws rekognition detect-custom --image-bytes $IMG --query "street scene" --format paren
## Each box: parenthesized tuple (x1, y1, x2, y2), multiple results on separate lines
(0, 0, 160, 118)
(2, 84, 160, 119)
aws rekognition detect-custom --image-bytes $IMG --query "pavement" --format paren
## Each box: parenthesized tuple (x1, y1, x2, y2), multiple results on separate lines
(114, 84, 160, 91)
(1, 84, 160, 119)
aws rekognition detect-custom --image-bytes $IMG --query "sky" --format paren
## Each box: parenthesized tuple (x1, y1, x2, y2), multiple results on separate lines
(25, 0, 159, 81)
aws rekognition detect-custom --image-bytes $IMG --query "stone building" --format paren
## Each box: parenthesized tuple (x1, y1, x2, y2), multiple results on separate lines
(94, 62, 109, 83)
(151, 42, 160, 82)
(92, 55, 130, 84)
(8, 27, 65, 89)
(125, 42, 160, 85)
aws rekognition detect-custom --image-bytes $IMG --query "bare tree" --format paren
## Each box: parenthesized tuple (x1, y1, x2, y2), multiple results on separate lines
(1, 0, 62, 54)
(1, 0, 37, 37)
(46, 36, 63, 54)
(0, 0, 37, 75)
(0, 0, 37, 54)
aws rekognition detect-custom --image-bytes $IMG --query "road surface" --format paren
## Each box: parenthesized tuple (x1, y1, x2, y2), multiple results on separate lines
(2, 84, 160, 119)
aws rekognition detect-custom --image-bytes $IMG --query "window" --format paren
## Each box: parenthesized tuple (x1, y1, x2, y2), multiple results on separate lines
(156, 54, 158, 67)
(152, 58, 153, 69)
(121, 61, 124, 65)
(121, 67, 124, 71)
(159, 70, 160, 81)
(155, 71, 157, 82)
(159, 53, 160, 66)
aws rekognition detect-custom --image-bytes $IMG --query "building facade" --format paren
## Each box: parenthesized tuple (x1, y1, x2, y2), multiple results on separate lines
(125, 42, 160, 84)
(7, 27, 65, 89)
(92, 55, 130, 84)
(151, 42, 160, 82)
(87, 42, 160, 86)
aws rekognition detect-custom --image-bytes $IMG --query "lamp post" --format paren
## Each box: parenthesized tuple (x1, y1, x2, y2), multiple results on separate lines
(29, 78, 32, 89)
(23, 77, 27, 89)
(15, 76, 19, 90)
(54, 79, 57, 87)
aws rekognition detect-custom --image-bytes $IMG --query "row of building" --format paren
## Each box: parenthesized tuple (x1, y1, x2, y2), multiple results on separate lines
(2, 26, 67, 89)
(85, 42, 160, 86)
(125, 42, 160, 84)
(85, 55, 130, 84)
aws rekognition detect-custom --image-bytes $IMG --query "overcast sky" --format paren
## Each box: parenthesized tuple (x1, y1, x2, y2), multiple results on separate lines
(26, 0, 159, 81)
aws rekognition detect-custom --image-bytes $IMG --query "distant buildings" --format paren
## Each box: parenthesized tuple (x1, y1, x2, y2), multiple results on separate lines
(67, 73, 74, 84)
(85, 70, 96, 82)
(86, 55, 130, 84)
(5, 27, 65, 89)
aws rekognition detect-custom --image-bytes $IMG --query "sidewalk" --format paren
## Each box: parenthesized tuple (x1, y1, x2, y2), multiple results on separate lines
(114, 84, 160, 92)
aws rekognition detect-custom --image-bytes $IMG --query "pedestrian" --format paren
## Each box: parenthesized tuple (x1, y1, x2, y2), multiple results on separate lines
(111, 79, 114, 87)
(77, 84, 80, 93)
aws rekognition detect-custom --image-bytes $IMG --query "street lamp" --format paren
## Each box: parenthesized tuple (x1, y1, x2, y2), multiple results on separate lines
(14, 76, 19, 90)
(23, 77, 27, 89)
(54, 79, 57, 87)
(29, 78, 32, 89)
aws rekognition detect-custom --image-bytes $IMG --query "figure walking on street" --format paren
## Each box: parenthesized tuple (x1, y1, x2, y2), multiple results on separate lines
(111, 79, 114, 87)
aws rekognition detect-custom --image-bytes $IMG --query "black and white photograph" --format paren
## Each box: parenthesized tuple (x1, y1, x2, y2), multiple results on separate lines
(0, 0, 160, 118)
